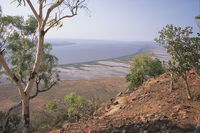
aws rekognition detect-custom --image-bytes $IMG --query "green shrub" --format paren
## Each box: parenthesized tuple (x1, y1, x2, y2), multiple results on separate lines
(45, 102, 57, 110)
(64, 93, 89, 122)
(64, 93, 88, 109)
(31, 93, 99, 131)
(126, 53, 165, 88)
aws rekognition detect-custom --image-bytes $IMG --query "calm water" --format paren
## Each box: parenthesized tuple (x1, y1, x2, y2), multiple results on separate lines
(47, 39, 155, 65)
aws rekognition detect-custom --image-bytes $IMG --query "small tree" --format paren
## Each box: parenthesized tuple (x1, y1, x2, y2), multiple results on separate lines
(0, 1, 87, 132)
(126, 53, 165, 89)
(155, 24, 200, 99)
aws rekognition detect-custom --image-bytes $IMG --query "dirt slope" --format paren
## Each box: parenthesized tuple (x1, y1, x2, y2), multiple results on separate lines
(49, 72, 200, 133)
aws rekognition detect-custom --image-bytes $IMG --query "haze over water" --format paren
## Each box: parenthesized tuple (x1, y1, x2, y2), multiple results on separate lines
(48, 39, 155, 65)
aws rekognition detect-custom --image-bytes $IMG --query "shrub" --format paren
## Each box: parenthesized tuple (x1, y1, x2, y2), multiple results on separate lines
(45, 102, 57, 110)
(126, 53, 165, 88)
(31, 93, 99, 131)
(64, 93, 89, 122)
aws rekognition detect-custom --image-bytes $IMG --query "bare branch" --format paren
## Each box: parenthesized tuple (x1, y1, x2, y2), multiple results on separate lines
(5, 102, 22, 119)
(45, 0, 88, 33)
(30, 81, 57, 99)
(44, 14, 75, 33)
(43, 0, 64, 27)
(26, 0, 42, 23)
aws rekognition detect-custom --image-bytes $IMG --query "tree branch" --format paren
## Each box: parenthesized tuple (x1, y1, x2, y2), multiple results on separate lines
(44, 14, 76, 33)
(24, 1, 63, 95)
(30, 81, 57, 99)
(39, 0, 44, 20)
(5, 102, 22, 119)
(43, 0, 87, 33)
(0, 54, 26, 99)
(26, 0, 42, 23)
(43, 0, 64, 28)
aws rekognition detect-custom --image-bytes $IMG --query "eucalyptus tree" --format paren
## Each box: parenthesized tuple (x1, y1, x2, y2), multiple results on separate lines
(155, 24, 200, 100)
(0, 15, 59, 133)
(0, 0, 87, 132)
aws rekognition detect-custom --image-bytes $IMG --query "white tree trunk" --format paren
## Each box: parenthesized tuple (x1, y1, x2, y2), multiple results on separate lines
(22, 28, 45, 133)
(22, 98, 30, 133)
(25, 29, 44, 94)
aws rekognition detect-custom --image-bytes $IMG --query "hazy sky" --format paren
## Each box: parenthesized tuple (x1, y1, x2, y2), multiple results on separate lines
(0, 0, 199, 41)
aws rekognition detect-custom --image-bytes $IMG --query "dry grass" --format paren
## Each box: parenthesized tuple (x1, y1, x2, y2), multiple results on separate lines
(0, 77, 128, 112)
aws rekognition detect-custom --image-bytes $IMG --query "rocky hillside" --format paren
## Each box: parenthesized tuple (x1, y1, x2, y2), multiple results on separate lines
(48, 71, 200, 133)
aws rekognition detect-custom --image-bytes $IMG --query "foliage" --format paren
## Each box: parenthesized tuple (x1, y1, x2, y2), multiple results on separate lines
(155, 24, 200, 99)
(64, 93, 88, 110)
(155, 25, 200, 73)
(6, 15, 60, 89)
(147, 58, 166, 77)
(64, 93, 89, 122)
(155, 25, 200, 78)
(195, 15, 200, 20)
(0, 1, 87, 132)
(126, 53, 165, 88)
(0, 13, 59, 132)
(45, 102, 57, 110)
(196, 15, 200, 29)
(0, 8, 14, 71)
(31, 93, 99, 132)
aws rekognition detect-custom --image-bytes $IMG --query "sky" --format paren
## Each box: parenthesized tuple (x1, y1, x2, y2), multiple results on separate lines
(0, 0, 199, 41)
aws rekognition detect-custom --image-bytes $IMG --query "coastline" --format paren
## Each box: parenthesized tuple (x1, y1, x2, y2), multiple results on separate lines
(0, 45, 169, 85)
(56, 45, 169, 81)
(58, 44, 151, 66)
